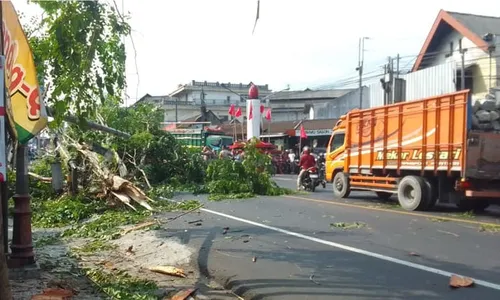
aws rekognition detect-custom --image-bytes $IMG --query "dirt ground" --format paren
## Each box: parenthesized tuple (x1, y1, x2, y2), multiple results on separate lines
(9, 221, 240, 300)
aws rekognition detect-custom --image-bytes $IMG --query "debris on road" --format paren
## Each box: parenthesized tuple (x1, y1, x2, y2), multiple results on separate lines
(121, 220, 160, 235)
(309, 274, 320, 285)
(252, 256, 257, 262)
(449, 275, 474, 288)
(32, 288, 74, 300)
(168, 204, 205, 221)
(125, 245, 135, 255)
(330, 221, 366, 230)
(408, 252, 420, 257)
(437, 229, 460, 237)
(222, 227, 230, 234)
(171, 288, 197, 300)
(148, 266, 187, 278)
(188, 219, 203, 224)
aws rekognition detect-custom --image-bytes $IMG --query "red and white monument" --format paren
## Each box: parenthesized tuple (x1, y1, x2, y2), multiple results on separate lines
(247, 83, 261, 140)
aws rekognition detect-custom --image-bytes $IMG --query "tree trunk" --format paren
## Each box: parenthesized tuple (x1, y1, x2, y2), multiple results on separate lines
(0, 203, 12, 300)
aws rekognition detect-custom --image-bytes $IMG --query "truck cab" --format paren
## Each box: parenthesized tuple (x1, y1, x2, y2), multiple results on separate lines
(325, 116, 347, 183)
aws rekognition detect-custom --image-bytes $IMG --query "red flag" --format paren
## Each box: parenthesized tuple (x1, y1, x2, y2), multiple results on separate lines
(260, 104, 265, 114)
(235, 107, 242, 117)
(249, 104, 253, 120)
(265, 108, 271, 120)
(228, 104, 236, 116)
(300, 124, 307, 139)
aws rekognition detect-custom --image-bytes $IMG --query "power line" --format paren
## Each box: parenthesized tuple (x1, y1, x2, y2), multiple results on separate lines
(111, 0, 140, 107)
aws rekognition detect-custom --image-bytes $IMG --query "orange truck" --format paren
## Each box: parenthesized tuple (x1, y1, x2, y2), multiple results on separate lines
(325, 90, 500, 211)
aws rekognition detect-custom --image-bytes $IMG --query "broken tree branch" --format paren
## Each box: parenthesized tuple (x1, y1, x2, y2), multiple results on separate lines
(167, 204, 204, 221)
(126, 150, 151, 189)
(28, 172, 52, 183)
(121, 220, 160, 235)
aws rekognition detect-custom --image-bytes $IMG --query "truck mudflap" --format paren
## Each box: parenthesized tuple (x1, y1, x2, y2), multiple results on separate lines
(465, 131, 500, 180)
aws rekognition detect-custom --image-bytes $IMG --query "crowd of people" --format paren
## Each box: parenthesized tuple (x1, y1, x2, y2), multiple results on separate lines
(201, 145, 245, 162)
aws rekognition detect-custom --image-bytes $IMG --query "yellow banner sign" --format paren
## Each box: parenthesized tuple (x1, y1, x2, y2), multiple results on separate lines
(2, 1, 47, 144)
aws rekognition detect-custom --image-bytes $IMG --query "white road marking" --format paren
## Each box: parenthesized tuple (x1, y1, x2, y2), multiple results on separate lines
(201, 207, 500, 291)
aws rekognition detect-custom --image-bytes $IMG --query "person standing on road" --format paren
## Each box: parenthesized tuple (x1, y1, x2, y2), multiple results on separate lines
(297, 147, 316, 190)
(219, 145, 232, 159)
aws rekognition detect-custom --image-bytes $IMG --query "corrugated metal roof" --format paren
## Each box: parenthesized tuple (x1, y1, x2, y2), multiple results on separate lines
(268, 89, 356, 100)
(448, 11, 500, 36)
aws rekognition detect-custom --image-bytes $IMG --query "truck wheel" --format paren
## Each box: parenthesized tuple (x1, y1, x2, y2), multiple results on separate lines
(424, 179, 438, 210)
(375, 192, 393, 201)
(397, 176, 429, 211)
(333, 172, 350, 198)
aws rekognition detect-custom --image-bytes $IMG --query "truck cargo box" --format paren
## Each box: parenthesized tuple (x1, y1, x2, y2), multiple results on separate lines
(344, 90, 500, 181)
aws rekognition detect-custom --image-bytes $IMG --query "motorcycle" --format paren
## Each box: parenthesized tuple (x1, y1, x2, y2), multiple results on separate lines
(302, 166, 320, 192)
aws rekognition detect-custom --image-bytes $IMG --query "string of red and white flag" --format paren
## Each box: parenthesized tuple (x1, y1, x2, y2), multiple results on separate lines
(228, 104, 271, 121)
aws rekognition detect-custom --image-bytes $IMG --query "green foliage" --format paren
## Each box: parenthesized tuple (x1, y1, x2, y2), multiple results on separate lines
(205, 139, 289, 200)
(61, 199, 201, 240)
(34, 235, 62, 248)
(62, 209, 150, 240)
(27, 0, 131, 122)
(32, 194, 106, 228)
(85, 269, 158, 300)
(68, 102, 207, 186)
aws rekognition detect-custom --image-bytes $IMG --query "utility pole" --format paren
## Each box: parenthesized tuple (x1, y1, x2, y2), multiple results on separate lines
(389, 56, 395, 104)
(175, 97, 178, 122)
(396, 54, 400, 79)
(380, 65, 389, 105)
(459, 40, 467, 90)
(356, 37, 369, 109)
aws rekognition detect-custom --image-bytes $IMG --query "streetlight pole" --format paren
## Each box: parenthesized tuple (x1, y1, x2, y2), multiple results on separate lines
(356, 37, 369, 109)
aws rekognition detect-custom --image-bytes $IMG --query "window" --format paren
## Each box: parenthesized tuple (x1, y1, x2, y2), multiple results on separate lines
(227, 96, 231, 103)
(331, 133, 345, 152)
(446, 41, 454, 58)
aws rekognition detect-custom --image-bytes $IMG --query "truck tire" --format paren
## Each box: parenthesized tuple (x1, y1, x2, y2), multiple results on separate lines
(333, 172, 350, 198)
(397, 176, 429, 211)
(424, 178, 438, 210)
(375, 191, 393, 201)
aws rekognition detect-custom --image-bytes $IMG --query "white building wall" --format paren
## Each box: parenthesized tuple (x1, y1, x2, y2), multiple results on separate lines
(403, 61, 456, 101)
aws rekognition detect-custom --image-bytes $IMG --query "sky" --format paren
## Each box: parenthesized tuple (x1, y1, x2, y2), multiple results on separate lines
(11, 0, 500, 105)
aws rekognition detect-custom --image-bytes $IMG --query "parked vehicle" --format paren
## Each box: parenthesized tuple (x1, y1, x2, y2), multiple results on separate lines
(302, 166, 320, 192)
(325, 90, 500, 212)
(163, 122, 233, 150)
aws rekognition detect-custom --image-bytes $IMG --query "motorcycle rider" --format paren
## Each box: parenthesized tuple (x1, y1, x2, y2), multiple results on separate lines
(297, 147, 316, 190)
(317, 153, 327, 188)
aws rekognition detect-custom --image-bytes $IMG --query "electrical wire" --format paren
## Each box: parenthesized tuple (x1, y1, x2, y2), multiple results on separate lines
(303, 42, 500, 91)
(111, 0, 140, 106)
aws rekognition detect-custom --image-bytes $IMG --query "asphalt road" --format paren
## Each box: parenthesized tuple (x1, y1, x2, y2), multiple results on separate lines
(167, 175, 500, 300)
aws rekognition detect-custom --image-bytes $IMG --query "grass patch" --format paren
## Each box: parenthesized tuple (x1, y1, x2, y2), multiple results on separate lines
(449, 210, 476, 219)
(85, 269, 158, 300)
(479, 224, 500, 233)
(330, 221, 366, 230)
